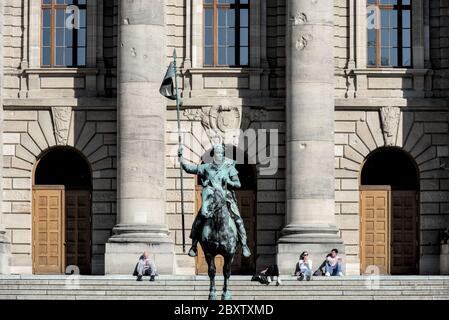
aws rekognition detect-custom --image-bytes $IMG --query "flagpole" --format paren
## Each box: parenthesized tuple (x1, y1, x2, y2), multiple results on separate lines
(173, 49, 186, 253)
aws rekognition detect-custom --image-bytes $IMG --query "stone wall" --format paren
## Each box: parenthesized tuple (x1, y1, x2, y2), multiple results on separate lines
(430, 0, 449, 98)
(335, 108, 449, 275)
(266, 0, 286, 96)
(167, 0, 186, 67)
(103, 0, 118, 97)
(335, 0, 349, 70)
(2, 1, 22, 98)
(2, 109, 117, 274)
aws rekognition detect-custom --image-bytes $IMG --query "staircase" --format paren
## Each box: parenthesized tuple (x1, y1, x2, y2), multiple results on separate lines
(0, 275, 448, 300)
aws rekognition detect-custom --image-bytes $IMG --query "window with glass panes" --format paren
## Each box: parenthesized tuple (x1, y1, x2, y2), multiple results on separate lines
(41, 0, 87, 67)
(203, 0, 249, 66)
(367, 0, 411, 67)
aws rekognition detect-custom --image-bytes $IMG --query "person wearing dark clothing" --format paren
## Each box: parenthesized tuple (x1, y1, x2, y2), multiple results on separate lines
(251, 265, 281, 286)
(313, 253, 331, 276)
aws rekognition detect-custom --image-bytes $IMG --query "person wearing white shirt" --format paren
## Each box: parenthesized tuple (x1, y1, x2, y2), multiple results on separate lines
(295, 251, 312, 281)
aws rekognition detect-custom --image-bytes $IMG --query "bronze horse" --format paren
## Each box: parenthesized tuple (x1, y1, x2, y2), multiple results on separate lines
(200, 188, 237, 300)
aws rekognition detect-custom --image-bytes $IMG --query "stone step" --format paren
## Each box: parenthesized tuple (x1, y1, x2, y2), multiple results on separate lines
(1, 280, 448, 286)
(0, 276, 447, 300)
(2, 286, 449, 292)
(0, 288, 449, 297)
(1, 295, 448, 300)
(0, 274, 449, 281)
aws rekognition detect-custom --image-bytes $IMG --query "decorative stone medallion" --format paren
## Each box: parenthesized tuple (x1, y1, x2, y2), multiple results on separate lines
(209, 105, 241, 134)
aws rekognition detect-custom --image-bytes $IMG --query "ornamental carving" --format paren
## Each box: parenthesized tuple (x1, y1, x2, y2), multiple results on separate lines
(209, 105, 241, 133)
(184, 106, 242, 133)
(292, 12, 307, 25)
(380, 106, 400, 146)
(296, 34, 313, 51)
(51, 107, 72, 145)
(184, 105, 269, 146)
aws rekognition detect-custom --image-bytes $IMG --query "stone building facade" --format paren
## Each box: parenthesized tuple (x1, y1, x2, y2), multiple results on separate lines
(0, 0, 448, 275)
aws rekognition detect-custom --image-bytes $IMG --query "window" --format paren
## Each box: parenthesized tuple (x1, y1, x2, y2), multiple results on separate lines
(41, 0, 87, 67)
(367, 0, 412, 68)
(204, 0, 249, 67)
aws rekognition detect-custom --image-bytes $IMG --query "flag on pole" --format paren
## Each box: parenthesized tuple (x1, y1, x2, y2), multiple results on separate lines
(159, 50, 187, 252)
(159, 61, 177, 100)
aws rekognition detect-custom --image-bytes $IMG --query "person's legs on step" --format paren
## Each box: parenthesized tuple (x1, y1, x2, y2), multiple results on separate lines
(136, 260, 145, 281)
(325, 263, 334, 276)
(335, 262, 343, 276)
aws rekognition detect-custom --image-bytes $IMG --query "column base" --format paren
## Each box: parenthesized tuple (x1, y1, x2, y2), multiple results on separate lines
(276, 225, 345, 275)
(0, 231, 11, 275)
(105, 224, 175, 275)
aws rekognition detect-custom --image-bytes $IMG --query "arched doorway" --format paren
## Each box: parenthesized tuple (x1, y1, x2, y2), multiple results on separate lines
(32, 147, 92, 274)
(360, 147, 419, 275)
(195, 147, 257, 275)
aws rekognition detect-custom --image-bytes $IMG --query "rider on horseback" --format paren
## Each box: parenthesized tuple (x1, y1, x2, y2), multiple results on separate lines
(178, 144, 251, 258)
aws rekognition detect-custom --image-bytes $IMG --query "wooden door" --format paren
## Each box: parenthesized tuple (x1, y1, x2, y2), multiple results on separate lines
(195, 186, 256, 275)
(231, 190, 256, 274)
(66, 190, 92, 274)
(32, 186, 65, 274)
(360, 187, 390, 275)
(391, 191, 418, 274)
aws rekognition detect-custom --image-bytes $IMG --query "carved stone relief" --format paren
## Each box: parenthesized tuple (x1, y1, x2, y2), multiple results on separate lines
(380, 106, 401, 146)
(291, 12, 307, 25)
(51, 107, 72, 145)
(184, 105, 267, 146)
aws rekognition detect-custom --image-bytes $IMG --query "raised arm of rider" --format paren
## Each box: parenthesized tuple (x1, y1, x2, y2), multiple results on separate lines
(178, 147, 199, 174)
(180, 158, 199, 174)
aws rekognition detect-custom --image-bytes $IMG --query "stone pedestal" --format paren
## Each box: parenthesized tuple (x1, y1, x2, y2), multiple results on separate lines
(0, 229, 11, 275)
(106, 224, 175, 275)
(440, 244, 449, 275)
(105, 0, 174, 274)
(277, 227, 344, 275)
(0, 2, 11, 275)
(277, 0, 344, 275)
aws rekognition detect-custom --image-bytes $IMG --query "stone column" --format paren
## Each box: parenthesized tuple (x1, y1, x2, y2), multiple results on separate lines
(0, 1, 11, 274)
(277, 0, 344, 274)
(105, 0, 175, 274)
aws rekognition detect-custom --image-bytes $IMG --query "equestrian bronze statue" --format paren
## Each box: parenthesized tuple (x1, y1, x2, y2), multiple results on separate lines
(178, 144, 251, 300)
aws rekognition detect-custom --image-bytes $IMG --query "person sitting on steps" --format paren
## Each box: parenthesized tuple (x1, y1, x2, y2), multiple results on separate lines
(133, 251, 157, 282)
(295, 251, 312, 281)
(252, 265, 282, 286)
(325, 248, 343, 277)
